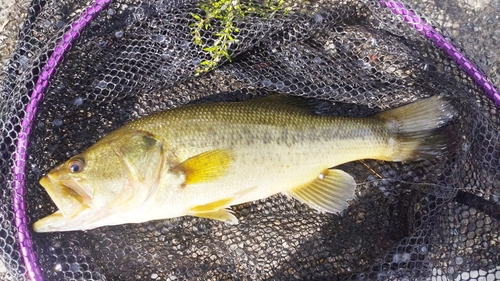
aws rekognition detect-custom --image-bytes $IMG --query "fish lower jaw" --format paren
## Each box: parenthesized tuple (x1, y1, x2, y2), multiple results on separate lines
(33, 205, 186, 232)
(33, 210, 67, 232)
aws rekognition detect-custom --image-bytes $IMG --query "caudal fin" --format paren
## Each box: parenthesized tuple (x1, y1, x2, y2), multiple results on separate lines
(375, 96, 455, 161)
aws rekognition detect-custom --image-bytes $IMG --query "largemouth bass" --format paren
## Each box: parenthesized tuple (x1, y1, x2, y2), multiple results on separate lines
(33, 95, 454, 232)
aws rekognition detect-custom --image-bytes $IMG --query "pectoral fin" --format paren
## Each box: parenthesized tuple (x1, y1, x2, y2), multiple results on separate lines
(287, 169, 356, 213)
(189, 198, 238, 224)
(175, 149, 232, 185)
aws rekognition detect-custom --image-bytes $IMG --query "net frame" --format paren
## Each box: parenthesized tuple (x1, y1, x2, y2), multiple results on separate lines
(2, 0, 499, 280)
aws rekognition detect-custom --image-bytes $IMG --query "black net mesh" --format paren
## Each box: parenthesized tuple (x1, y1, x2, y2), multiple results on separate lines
(1, 0, 499, 280)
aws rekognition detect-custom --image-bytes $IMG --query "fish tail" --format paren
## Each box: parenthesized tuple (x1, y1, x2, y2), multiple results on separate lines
(375, 96, 455, 161)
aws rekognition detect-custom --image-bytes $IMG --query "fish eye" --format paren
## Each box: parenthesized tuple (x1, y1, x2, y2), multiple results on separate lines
(68, 157, 85, 173)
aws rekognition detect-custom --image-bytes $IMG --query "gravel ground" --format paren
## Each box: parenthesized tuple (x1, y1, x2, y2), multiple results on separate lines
(0, 0, 30, 70)
(408, 0, 500, 89)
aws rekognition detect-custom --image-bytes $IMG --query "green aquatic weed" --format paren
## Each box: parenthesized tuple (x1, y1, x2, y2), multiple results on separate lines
(190, 0, 289, 75)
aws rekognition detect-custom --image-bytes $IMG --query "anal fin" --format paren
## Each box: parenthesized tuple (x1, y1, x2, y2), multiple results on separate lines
(287, 169, 356, 213)
(189, 198, 238, 224)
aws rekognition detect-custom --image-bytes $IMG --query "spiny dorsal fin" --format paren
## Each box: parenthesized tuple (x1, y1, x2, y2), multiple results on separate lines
(247, 94, 323, 115)
(286, 169, 356, 213)
(174, 149, 232, 185)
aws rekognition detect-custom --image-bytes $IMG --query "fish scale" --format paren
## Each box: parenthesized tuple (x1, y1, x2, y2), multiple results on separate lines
(33, 95, 454, 232)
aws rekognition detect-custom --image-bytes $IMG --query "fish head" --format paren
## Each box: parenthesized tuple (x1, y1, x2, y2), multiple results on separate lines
(34, 129, 169, 232)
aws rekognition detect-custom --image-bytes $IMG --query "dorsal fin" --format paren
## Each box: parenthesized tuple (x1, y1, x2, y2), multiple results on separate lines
(247, 94, 322, 115)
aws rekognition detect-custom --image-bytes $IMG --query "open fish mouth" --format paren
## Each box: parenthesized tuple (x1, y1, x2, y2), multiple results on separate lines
(33, 175, 91, 232)
(38, 175, 89, 219)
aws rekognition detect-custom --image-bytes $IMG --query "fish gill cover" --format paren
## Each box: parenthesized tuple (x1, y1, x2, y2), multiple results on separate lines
(0, 0, 499, 280)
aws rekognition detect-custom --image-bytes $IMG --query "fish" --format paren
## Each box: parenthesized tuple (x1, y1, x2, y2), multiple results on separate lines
(33, 95, 454, 232)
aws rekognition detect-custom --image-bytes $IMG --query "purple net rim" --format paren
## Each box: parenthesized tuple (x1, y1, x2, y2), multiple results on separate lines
(10, 0, 500, 280)
(11, 0, 112, 280)
(380, 0, 500, 107)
